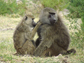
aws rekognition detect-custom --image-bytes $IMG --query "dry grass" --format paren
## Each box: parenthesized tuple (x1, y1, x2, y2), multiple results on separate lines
(0, 16, 84, 63)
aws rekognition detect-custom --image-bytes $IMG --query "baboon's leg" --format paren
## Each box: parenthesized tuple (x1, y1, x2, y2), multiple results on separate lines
(33, 39, 53, 56)
(19, 40, 35, 55)
(18, 41, 28, 55)
(40, 49, 50, 57)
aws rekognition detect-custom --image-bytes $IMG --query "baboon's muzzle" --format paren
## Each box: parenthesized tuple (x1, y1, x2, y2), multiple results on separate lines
(50, 19, 56, 25)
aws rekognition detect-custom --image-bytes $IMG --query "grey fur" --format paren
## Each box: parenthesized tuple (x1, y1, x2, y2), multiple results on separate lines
(13, 13, 41, 55)
(34, 8, 75, 56)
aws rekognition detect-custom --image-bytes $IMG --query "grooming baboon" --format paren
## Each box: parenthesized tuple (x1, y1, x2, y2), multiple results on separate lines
(33, 7, 76, 56)
(13, 13, 41, 55)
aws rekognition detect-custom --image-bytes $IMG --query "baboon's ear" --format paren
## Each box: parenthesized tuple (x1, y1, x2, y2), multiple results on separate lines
(25, 16, 28, 20)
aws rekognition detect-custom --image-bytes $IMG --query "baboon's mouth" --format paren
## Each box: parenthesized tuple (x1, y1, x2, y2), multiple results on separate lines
(50, 20, 56, 25)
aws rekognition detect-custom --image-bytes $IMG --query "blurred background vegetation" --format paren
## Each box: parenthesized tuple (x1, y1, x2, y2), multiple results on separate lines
(0, 0, 84, 31)
(0, 0, 84, 63)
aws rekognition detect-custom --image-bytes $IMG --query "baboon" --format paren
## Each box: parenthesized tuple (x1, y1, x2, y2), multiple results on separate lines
(13, 13, 41, 55)
(33, 7, 76, 56)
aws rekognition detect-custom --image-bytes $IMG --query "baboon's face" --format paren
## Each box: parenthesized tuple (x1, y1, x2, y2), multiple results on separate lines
(23, 15, 35, 27)
(48, 12, 57, 25)
(39, 8, 58, 25)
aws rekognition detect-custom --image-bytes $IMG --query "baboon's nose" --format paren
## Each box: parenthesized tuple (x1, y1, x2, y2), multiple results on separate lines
(53, 19, 57, 23)
(53, 19, 56, 22)
(50, 20, 56, 25)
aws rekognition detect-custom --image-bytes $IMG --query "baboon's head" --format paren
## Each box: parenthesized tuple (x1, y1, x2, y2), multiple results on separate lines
(39, 7, 58, 25)
(22, 13, 35, 27)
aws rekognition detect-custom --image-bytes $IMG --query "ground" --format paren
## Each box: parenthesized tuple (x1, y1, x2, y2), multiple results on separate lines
(0, 15, 84, 63)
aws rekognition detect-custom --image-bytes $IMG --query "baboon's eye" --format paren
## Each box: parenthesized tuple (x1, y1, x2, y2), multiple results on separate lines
(25, 16, 28, 20)
(48, 15, 51, 18)
(32, 18, 34, 20)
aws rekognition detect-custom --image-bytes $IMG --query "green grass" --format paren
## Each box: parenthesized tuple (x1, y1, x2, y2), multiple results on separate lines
(0, 16, 84, 63)
(0, 0, 26, 16)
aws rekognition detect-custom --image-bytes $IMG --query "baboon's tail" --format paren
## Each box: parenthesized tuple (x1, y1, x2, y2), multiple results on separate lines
(63, 49, 76, 55)
(67, 49, 76, 54)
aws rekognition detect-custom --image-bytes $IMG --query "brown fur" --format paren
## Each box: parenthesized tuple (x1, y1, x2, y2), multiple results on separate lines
(33, 7, 76, 57)
(13, 13, 41, 55)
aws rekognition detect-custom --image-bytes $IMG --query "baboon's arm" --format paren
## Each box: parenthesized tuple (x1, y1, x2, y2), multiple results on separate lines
(22, 22, 41, 48)
(31, 22, 41, 39)
(33, 39, 53, 56)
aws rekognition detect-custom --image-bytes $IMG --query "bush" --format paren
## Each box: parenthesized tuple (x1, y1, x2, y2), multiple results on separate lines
(67, 0, 84, 32)
(0, 0, 26, 15)
(41, 0, 69, 10)
(67, 0, 84, 18)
